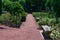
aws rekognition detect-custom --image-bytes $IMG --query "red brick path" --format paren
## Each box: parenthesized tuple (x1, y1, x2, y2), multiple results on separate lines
(0, 14, 44, 40)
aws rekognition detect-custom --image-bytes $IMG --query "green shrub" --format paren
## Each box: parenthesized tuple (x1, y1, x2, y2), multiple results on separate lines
(0, 13, 11, 22)
(33, 12, 60, 40)
(21, 12, 27, 22)
(50, 23, 60, 40)
(3, 0, 24, 16)
(37, 17, 56, 26)
(50, 30, 60, 40)
(9, 1, 24, 15)
(0, 13, 21, 28)
(47, 18, 56, 25)
(2, 0, 27, 28)
(55, 23, 60, 30)
(33, 12, 40, 18)
(38, 17, 48, 25)
(40, 12, 49, 18)
(10, 15, 21, 27)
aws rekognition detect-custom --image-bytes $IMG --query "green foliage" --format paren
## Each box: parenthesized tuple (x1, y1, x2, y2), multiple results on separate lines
(10, 0, 19, 2)
(42, 0, 60, 23)
(33, 12, 60, 40)
(0, 13, 21, 28)
(9, 1, 24, 15)
(47, 18, 56, 25)
(2, 0, 24, 15)
(50, 30, 60, 40)
(38, 18, 56, 26)
(0, 13, 11, 22)
(2, 0, 27, 28)
(0, 13, 27, 28)
(50, 23, 60, 40)
(33, 12, 56, 25)
(21, 12, 27, 22)
(0, 0, 2, 15)
(2, 0, 12, 11)
(38, 19, 48, 25)
(26, 0, 41, 12)
(20, 0, 26, 3)
(33, 12, 40, 18)
(10, 15, 21, 27)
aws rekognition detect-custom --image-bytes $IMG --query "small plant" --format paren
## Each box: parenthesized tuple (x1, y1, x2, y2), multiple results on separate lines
(50, 30, 60, 40)
(50, 23, 60, 40)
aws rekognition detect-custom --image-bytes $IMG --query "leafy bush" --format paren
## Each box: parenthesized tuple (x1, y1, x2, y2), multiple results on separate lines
(21, 12, 27, 22)
(33, 12, 56, 26)
(33, 12, 60, 40)
(0, 13, 11, 22)
(33, 12, 41, 18)
(2, 0, 27, 28)
(38, 18, 48, 25)
(9, 1, 24, 15)
(0, 13, 21, 28)
(38, 18, 56, 26)
(50, 30, 60, 40)
(2, 0, 24, 15)
(50, 23, 60, 40)
(10, 15, 21, 28)
(2, 0, 12, 11)
(47, 18, 56, 25)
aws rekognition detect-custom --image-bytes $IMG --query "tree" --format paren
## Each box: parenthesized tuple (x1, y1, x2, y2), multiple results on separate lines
(25, 0, 42, 13)
(2, 0, 12, 11)
(53, 0, 60, 23)
(10, 0, 19, 2)
(0, 0, 2, 15)
(9, 1, 24, 15)
(2, 0, 24, 15)
(44, 0, 60, 23)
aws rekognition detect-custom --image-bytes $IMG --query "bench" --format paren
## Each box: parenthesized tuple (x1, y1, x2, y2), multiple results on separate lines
(41, 25, 52, 34)
(42, 25, 52, 40)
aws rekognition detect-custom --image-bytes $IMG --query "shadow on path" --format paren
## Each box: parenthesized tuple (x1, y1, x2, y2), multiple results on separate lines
(0, 27, 6, 29)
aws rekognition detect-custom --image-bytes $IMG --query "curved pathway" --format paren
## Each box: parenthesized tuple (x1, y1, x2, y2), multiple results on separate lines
(0, 14, 44, 40)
